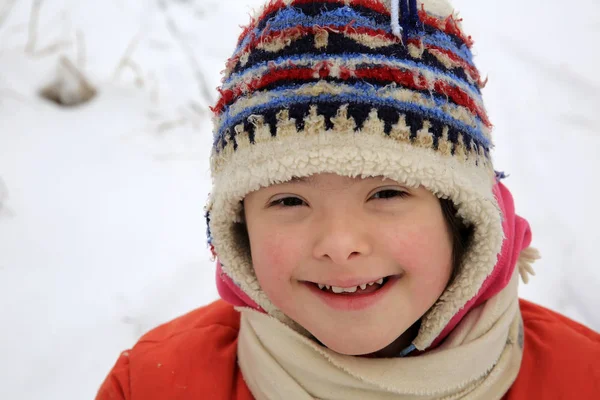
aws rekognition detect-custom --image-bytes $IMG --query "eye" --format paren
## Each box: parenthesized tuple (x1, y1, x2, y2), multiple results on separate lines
(370, 189, 409, 200)
(269, 196, 307, 208)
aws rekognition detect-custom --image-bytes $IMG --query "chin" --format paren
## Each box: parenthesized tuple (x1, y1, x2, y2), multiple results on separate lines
(316, 331, 397, 356)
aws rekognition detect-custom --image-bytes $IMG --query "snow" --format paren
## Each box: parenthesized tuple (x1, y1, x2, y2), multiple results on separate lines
(0, 0, 598, 399)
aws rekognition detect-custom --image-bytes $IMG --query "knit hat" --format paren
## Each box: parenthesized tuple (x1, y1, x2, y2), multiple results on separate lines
(206, 0, 537, 350)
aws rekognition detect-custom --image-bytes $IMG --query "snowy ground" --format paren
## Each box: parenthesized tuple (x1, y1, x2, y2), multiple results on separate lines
(0, 0, 598, 399)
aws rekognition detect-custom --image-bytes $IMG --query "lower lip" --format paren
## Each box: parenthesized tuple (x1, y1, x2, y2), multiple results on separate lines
(304, 276, 400, 311)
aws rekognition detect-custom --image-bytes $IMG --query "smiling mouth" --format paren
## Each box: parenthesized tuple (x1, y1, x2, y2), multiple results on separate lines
(310, 276, 392, 295)
(304, 275, 398, 311)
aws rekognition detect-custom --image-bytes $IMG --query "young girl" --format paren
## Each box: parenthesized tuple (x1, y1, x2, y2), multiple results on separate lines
(97, 0, 600, 398)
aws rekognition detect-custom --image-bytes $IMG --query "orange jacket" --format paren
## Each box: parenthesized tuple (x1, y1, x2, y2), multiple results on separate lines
(97, 299, 600, 400)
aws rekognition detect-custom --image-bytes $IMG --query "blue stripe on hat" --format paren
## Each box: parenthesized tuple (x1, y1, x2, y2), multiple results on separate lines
(216, 92, 490, 149)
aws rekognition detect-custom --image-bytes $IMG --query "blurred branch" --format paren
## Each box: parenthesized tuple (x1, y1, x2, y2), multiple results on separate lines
(0, 0, 17, 28)
(0, 176, 7, 208)
(157, 0, 213, 106)
(0, 85, 27, 105)
(0, 72, 25, 104)
(26, 0, 43, 53)
(189, 100, 207, 118)
(156, 116, 187, 134)
(0, 176, 14, 219)
(75, 29, 86, 69)
(112, 32, 145, 87)
(25, 5, 74, 59)
(32, 40, 71, 58)
(147, 71, 160, 105)
(39, 56, 97, 106)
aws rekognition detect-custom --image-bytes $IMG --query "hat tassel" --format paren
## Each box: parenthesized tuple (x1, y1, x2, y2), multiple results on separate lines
(391, 0, 421, 39)
(517, 246, 541, 284)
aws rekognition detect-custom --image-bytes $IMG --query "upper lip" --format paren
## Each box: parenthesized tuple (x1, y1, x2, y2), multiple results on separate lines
(304, 275, 393, 288)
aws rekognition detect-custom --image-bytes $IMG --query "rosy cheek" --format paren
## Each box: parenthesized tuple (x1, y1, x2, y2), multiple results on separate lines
(253, 232, 296, 286)
(388, 227, 452, 280)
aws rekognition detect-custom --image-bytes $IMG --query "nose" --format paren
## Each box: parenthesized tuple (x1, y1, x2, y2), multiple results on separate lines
(312, 209, 373, 264)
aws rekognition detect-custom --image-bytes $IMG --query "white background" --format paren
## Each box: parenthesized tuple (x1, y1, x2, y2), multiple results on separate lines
(0, 0, 598, 398)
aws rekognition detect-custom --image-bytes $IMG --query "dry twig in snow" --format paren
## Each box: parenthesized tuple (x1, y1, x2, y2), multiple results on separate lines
(32, 40, 71, 58)
(25, 0, 43, 53)
(157, 0, 213, 106)
(0, 88, 27, 104)
(112, 32, 145, 87)
(40, 56, 97, 106)
(0, 0, 18, 29)
(75, 29, 86, 69)
(0, 177, 14, 218)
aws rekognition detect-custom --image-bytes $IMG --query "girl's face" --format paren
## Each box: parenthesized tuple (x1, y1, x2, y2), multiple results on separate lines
(243, 173, 453, 356)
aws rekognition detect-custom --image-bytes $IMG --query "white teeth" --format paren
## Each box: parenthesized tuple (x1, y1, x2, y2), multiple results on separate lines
(364, 278, 385, 287)
(330, 285, 359, 293)
(316, 278, 387, 293)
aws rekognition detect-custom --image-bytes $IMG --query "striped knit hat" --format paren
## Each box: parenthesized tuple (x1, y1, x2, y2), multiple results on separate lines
(206, 0, 509, 350)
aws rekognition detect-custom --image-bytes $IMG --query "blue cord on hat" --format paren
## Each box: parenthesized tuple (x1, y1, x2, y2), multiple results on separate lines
(391, 0, 422, 39)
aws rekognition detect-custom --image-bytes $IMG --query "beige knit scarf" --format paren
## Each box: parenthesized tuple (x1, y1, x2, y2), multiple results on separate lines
(237, 269, 523, 400)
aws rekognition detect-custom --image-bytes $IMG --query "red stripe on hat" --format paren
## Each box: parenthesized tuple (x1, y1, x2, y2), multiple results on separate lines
(418, 4, 474, 48)
(212, 64, 491, 128)
(426, 44, 481, 84)
(227, 24, 478, 87)
(224, 23, 395, 80)
(433, 80, 491, 127)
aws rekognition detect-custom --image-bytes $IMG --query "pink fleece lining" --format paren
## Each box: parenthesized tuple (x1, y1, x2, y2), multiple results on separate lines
(215, 181, 531, 348)
(429, 182, 532, 348)
(216, 262, 264, 312)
